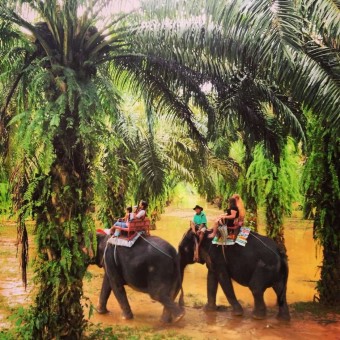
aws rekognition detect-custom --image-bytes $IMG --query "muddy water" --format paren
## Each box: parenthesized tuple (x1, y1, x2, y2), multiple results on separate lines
(1, 198, 339, 339)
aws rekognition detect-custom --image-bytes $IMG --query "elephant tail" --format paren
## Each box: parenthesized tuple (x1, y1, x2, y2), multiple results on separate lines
(277, 250, 289, 307)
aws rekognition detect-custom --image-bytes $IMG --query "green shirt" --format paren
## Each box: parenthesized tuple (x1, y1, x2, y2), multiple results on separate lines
(193, 212, 207, 226)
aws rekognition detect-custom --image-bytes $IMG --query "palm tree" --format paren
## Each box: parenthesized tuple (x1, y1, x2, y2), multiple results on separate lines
(297, 0, 340, 306)
(0, 1, 211, 337)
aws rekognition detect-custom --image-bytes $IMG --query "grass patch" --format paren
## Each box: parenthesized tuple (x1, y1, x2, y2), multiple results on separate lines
(291, 302, 340, 325)
(292, 301, 340, 315)
(85, 323, 192, 340)
(182, 293, 204, 309)
(0, 220, 35, 236)
(0, 312, 192, 340)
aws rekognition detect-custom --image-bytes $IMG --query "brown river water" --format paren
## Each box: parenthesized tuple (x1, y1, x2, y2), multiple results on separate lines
(0, 195, 339, 339)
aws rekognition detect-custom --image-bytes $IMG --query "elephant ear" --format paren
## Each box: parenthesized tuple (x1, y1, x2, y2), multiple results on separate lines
(179, 228, 197, 258)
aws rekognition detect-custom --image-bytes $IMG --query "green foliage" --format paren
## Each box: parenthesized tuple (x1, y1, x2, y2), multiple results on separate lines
(0, 181, 11, 216)
(0, 1, 338, 335)
(247, 140, 303, 245)
(302, 114, 340, 305)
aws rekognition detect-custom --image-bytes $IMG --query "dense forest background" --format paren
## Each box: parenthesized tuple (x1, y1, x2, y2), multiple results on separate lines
(0, 0, 339, 338)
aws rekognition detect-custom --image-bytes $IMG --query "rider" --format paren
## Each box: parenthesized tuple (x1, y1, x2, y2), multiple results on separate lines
(209, 197, 239, 240)
(135, 200, 148, 220)
(191, 204, 207, 261)
(111, 200, 148, 237)
(232, 193, 245, 227)
(111, 206, 135, 236)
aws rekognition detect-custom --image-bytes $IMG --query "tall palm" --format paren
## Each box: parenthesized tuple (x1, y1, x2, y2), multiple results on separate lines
(0, 1, 212, 337)
(297, 0, 340, 306)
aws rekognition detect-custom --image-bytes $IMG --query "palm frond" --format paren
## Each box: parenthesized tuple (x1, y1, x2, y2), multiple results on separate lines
(110, 54, 207, 145)
(299, 0, 340, 49)
(136, 133, 166, 197)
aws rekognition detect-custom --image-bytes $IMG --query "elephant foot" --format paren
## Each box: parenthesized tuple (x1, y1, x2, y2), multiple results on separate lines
(172, 308, 185, 323)
(276, 311, 291, 321)
(122, 310, 134, 320)
(231, 305, 244, 316)
(96, 306, 109, 314)
(252, 309, 266, 319)
(161, 311, 172, 323)
(203, 303, 218, 312)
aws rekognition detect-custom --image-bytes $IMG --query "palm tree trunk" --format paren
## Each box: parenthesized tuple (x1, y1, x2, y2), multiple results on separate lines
(313, 132, 340, 305)
(318, 240, 340, 305)
(265, 182, 286, 252)
(32, 108, 94, 338)
(243, 146, 259, 232)
(245, 196, 258, 232)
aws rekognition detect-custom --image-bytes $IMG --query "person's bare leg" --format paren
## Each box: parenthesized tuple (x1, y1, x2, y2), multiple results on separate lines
(208, 221, 219, 238)
(198, 232, 204, 245)
(193, 240, 200, 261)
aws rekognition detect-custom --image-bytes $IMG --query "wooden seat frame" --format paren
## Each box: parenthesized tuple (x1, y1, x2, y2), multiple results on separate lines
(112, 218, 151, 240)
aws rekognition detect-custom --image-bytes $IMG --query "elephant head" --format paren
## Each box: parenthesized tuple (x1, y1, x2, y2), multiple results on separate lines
(83, 232, 109, 267)
(178, 229, 212, 270)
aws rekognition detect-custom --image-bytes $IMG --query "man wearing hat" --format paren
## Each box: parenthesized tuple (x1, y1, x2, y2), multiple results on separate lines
(191, 205, 208, 261)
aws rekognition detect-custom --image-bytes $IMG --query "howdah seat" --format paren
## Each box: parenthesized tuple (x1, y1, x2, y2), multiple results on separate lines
(112, 218, 151, 240)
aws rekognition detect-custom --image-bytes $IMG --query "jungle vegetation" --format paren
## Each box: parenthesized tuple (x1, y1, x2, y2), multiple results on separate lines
(0, 0, 339, 338)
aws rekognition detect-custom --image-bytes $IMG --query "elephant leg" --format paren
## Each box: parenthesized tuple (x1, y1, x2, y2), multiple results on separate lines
(112, 285, 133, 320)
(249, 268, 268, 319)
(97, 272, 111, 314)
(150, 290, 185, 323)
(107, 276, 133, 320)
(273, 283, 290, 321)
(204, 270, 218, 311)
(217, 271, 243, 316)
(161, 307, 172, 323)
(249, 287, 267, 319)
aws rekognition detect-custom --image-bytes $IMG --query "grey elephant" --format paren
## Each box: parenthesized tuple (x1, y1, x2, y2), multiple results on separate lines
(178, 229, 290, 320)
(92, 233, 185, 323)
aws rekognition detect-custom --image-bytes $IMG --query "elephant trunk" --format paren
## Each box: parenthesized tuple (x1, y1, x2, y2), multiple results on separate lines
(175, 255, 185, 307)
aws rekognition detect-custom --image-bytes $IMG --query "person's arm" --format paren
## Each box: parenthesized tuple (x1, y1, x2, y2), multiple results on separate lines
(136, 210, 145, 219)
(224, 209, 237, 219)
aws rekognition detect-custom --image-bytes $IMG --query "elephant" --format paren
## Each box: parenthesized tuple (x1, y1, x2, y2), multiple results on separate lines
(92, 233, 185, 323)
(178, 229, 290, 320)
